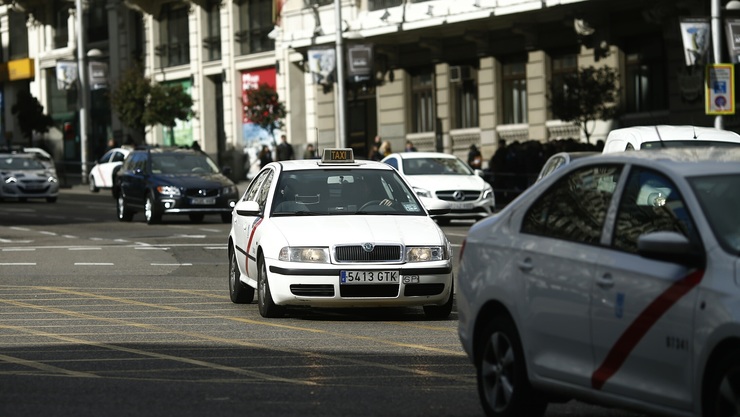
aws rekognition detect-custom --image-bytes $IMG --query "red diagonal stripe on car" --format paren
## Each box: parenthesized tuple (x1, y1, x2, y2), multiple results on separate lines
(245, 218, 263, 270)
(591, 269, 704, 390)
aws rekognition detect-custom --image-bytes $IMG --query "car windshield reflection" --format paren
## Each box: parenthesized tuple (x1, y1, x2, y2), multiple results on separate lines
(401, 157, 473, 176)
(151, 153, 219, 174)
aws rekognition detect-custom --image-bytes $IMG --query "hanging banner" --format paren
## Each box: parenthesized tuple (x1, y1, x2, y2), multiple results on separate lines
(706, 64, 735, 116)
(56, 61, 78, 90)
(347, 44, 373, 83)
(88, 61, 109, 90)
(241, 67, 277, 147)
(308, 48, 335, 85)
(680, 18, 710, 67)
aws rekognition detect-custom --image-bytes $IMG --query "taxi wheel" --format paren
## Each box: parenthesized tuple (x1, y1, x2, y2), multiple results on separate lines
(229, 248, 254, 304)
(704, 349, 740, 417)
(117, 196, 133, 222)
(423, 281, 453, 319)
(257, 254, 286, 318)
(189, 213, 204, 223)
(476, 316, 547, 417)
(89, 176, 99, 193)
(145, 194, 162, 225)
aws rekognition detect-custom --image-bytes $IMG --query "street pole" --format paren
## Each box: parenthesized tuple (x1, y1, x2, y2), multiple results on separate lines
(334, 0, 347, 148)
(712, 0, 723, 129)
(75, 0, 89, 183)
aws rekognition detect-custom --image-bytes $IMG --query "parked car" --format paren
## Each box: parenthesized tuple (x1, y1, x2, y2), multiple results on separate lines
(0, 152, 59, 202)
(228, 148, 454, 319)
(457, 147, 740, 417)
(603, 125, 740, 153)
(88, 147, 131, 192)
(114, 147, 239, 224)
(535, 151, 598, 182)
(381, 152, 494, 224)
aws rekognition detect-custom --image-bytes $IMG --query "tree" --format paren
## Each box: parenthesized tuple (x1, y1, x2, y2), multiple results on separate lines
(549, 66, 620, 143)
(142, 83, 194, 142)
(243, 83, 287, 142)
(10, 90, 55, 145)
(109, 63, 151, 138)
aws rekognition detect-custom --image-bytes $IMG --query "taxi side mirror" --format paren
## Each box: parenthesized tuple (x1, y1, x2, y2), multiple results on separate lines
(235, 200, 261, 217)
(637, 231, 705, 267)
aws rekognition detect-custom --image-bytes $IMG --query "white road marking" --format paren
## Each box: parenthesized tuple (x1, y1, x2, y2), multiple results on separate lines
(205, 247, 226, 250)
(2, 248, 36, 252)
(68, 247, 102, 251)
(172, 234, 206, 239)
(0, 263, 36, 266)
(151, 263, 192, 266)
(0, 239, 32, 244)
(74, 263, 114, 266)
(10, 227, 30, 232)
(39, 231, 57, 236)
(135, 247, 169, 251)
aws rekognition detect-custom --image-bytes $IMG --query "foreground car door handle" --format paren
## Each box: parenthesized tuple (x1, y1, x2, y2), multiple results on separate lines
(597, 273, 614, 289)
(517, 258, 533, 272)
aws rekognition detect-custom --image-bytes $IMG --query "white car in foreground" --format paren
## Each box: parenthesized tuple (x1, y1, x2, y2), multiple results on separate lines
(381, 152, 494, 224)
(457, 147, 740, 417)
(228, 149, 454, 319)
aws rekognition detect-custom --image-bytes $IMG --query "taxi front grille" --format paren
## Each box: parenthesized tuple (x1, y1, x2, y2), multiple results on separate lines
(335, 245, 402, 262)
(340, 284, 399, 297)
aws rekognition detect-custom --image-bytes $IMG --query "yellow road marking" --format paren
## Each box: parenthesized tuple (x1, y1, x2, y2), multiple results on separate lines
(0, 351, 99, 378)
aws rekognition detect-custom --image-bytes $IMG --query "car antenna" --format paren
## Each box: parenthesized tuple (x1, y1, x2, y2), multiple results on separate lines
(693, 125, 698, 139)
(654, 125, 666, 148)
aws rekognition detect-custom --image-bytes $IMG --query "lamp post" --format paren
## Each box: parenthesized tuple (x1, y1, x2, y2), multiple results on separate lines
(75, 0, 89, 183)
(334, 0, 347, 148)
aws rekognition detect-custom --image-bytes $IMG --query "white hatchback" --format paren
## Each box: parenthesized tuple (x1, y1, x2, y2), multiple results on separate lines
(228, 149, 454, 319)
(381, 152, 495, 224)
(89, 147, 131, 192)
(457, 147, 740, 417)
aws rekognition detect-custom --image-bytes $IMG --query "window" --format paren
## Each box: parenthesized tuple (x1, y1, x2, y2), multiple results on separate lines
(368, 0, 403, 11)
(8, 10, 28, 59)
(550, 53, 577, 98)
(502, 61, 527, 124)
(624, 36, 667, 113)
(613, 167, 697, 253)
(87, 0, 108, 43)
(236, 0, 274, 55)
(411, 72, 435, 133)
(157, 3, 190, 67)
(452, 74, 478, 129)
(522, 165, 622, 245)
(204, 0, 221, 61)
(54, 0, 71, 49)
(45, 69, 75, 115)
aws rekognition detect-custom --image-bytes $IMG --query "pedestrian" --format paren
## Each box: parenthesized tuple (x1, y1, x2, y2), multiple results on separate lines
(303, 143, 317, 159)
(276, 134, 294, 161)
(468, 144, 482, 170)
(405, 140, 417, 152)
(259, 145, 273, 168)
(379, 141, 392, 158)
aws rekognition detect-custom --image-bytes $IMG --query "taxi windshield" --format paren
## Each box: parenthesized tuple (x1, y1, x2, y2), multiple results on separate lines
(272, 169, 426, 216)
(690, 174, 740, 255)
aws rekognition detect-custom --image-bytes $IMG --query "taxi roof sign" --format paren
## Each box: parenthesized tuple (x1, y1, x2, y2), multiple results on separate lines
(321, 148, 355, 163)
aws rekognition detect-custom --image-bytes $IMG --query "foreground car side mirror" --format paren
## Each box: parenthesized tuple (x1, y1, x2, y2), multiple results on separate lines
(419, 197, 451, 216)
(637, 231, 705, 267)
(235, 200, 261, 217)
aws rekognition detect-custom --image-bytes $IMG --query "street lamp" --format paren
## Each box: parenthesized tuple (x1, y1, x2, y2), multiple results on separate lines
(75, 0, 89, 183)
(334, 0, 346, 148)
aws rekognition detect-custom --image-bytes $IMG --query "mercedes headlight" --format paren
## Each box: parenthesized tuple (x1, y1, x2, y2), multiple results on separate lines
(406, 246, 446, 262)
(279, 247, 329, 263)
(156, 185, 180, 196)
(482, 188, 493, 200)
(413, 187, 432, 198)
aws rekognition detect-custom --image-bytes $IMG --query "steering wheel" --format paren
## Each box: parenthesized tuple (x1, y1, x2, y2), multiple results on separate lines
(359, 200, 382, 211)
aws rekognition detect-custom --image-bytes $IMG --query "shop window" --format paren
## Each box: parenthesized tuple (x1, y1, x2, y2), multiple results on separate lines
(411, 72, 435, 133)
(236, 0, 275, 55)
(156, 3, 190, 67)
(502, 61, 527, 124)
(8, 10, 28, 59)
(54, 0, 71, 49)
(551, 53, 577, 97)
(624, 36, 667, 113)
(204, 0, 222, 61)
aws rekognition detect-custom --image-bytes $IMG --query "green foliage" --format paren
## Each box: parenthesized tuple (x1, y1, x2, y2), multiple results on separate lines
(10, 90, 55, 142)
(243, 83, 287, 137)
(142, 83, 194, 128)
(549, 66, 620, 143)
(109, 64, 151, 134)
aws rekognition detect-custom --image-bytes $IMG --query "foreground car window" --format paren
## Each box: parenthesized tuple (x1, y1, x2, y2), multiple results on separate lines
(522, 165, 622, 244)
(612, 167, 697, 253)
(402, 157, 472, 175)
(272, 169, 424, 216)
(690, 174, 740, 254)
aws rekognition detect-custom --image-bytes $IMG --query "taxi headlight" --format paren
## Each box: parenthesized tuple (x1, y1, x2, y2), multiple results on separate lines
(279, 247, 329, 263)
(406, 246, 445, 262)
(156, 185, 180, 196)
(413, 187, 432, 198)
(5, 176, 17, 184)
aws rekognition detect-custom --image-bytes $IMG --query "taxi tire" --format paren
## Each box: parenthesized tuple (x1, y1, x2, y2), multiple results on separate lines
(423, 281, 453, 319)
(257, 254, 286, 318)
(229, 248, 254, 304)
(703, 349, 740, 417)
(476, 316, 547, 417)
(117, 195, 133, 222)
(145, 194, 162, 225)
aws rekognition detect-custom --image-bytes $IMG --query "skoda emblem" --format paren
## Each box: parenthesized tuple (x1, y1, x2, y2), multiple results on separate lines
(453, 191, 464, 201)
(362, 243, 375, 252)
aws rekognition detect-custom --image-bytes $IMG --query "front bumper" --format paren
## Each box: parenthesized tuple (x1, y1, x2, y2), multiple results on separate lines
(266, 262, 453, 308)
(1, 181, 59, 199)
(156, 193, 239, 214)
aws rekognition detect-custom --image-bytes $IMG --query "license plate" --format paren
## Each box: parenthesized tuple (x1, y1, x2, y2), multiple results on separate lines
(23, 183, 44, 190)
(449, 201, 473, 210)
(191, 197, 216, 205)
(340, 270, 399, 284)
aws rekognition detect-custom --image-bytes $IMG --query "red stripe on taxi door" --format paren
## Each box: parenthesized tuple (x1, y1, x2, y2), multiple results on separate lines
(591, 269, 704, 390)
(245, 218, 263, 270)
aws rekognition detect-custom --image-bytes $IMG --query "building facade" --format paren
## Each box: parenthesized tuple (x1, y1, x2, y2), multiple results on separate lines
(0, 0, 726, 181)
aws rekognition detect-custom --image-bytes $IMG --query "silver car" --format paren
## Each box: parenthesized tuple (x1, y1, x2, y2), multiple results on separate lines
(0, 152, 59, 202)
(458, 147, 740, 417)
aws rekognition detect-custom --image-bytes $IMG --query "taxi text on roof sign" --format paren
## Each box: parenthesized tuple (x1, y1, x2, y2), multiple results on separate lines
(321, 148, 355, 163)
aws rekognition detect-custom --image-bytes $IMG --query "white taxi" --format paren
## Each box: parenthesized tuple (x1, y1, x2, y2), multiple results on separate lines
(457, 147, 740, 417)
(228, 149, 454, 319)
